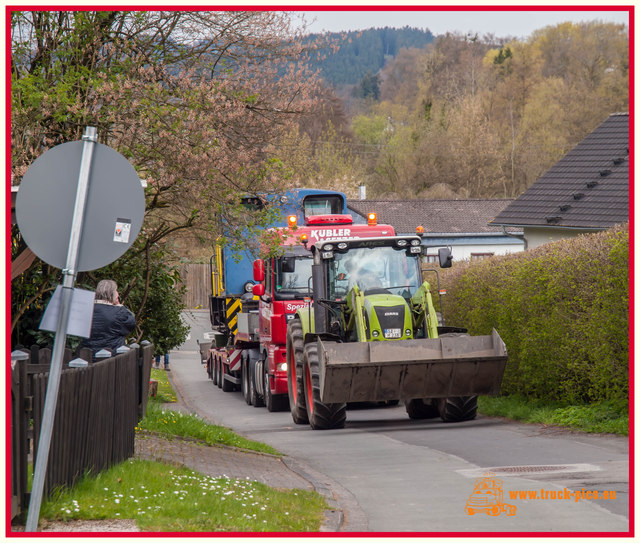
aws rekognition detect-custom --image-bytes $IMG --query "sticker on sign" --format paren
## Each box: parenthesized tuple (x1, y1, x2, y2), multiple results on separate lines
(114, 218, 132, 243)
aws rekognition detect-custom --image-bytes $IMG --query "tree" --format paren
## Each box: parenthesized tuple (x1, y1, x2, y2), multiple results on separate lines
(11, 10, 326, 348)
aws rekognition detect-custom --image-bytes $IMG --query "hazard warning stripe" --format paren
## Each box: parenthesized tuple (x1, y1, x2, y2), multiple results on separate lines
(225, 298, 242, 335)
(228, 349, 242, 372)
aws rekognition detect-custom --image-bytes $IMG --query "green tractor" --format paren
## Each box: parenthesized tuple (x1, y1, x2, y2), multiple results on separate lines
(285, 235, 508, 430)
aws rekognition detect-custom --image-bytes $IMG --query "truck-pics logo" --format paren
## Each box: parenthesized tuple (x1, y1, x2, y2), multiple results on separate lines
(465, 473, 517, 517)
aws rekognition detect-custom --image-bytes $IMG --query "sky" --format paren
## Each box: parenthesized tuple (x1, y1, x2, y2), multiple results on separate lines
(295, 7, 630, 40)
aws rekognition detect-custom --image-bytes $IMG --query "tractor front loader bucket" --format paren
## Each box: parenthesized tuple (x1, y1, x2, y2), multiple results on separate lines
(316, 329, 508, 403)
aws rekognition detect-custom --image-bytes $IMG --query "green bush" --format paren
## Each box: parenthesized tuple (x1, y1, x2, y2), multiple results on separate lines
(441, 224, 629, 406)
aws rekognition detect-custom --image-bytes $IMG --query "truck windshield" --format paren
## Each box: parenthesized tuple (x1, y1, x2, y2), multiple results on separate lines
(276, 255, 313, 298)
(328, 246, 422, 301)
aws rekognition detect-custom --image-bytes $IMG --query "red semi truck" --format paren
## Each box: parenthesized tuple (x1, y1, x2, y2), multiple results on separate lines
(207, 212, 396, 411)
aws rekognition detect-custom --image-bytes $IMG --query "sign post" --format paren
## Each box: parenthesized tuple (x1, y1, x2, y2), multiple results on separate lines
(25, 126, 97, 532)
(16, 126, 145, 531)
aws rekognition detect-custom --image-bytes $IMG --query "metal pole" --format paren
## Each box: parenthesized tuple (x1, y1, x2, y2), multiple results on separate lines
(26, 127, 97, 532)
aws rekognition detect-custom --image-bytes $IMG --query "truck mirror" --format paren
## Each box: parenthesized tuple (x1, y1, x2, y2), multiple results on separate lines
(252, 283, 265, 297)
(253, 259, 265, 282)
(438, 248, 453, 268)
(282, 256, 295, 273)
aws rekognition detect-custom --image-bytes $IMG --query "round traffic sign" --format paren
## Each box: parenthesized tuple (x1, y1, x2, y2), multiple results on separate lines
(15, 140, 145, 271)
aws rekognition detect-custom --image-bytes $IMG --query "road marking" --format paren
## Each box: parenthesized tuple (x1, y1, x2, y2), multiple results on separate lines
(457, 463, 601, 478)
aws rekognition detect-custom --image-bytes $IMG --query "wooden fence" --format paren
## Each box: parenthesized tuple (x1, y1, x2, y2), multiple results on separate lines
(10, 343, 154, 522)
(179, 263, 211, 309)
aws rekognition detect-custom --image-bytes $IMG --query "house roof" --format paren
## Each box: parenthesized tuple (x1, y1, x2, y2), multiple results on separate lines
(491, 112, 629, 229)
(347, 199, 518, 235)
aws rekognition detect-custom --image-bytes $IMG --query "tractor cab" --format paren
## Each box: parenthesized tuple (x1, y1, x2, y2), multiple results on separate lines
(309, 236, 452, 342)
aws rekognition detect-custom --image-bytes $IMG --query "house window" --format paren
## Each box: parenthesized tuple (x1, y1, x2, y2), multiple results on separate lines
(471, 252, 494, 261)
(422, 255, 439, 264)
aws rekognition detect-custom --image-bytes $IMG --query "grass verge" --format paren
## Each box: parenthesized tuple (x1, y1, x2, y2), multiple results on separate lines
(36, 362, 325, 531)
(138, 403, 280, 456)
(478, 395, 628, 435)
(40, 459, 327, 532)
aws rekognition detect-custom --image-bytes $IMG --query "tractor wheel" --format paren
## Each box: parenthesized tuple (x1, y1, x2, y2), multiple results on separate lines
(406, 398, 440, 419)
(303, 342, 346, 430)
(241, 355, 252, 405)
(286, 319, 308, 424)
(439, 396, 478, 422)
(264, 363, 288, 412)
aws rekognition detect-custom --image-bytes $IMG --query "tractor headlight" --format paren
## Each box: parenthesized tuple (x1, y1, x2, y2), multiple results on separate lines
(410, 246, 422, 254)
(396, 239, 408, 247)
(322, 251, 334, 259)
(337, 242, 348, 250)
(372, 330, 380, 338)
(410, 239, 421, 246)
(323, 244, 334, 251)
(405, 329, 412, 337)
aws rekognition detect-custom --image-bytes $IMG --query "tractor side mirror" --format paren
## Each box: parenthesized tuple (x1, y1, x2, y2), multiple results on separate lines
(438, 248, 453, 269)
(253, 259, 265, 282)
(252, 283, 265, 297)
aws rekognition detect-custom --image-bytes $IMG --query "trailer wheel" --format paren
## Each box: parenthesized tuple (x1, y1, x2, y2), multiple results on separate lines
(241, 355, 252, 405)
(303, 342, 346, 430)
(264, 364, 288, 412)
(286, 319, 308, 424)
(406, 398, 440, 419)
(249, 355, 264, 407)
(438, 396, 478, 422)
(221, 359, 234, 392)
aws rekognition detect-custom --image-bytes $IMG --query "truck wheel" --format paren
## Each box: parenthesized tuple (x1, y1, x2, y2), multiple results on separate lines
(406, 398, 439, 419)
(221, 361, 234, 392)
(439, 396, 478, 422)
(241, 356, 252, 405)
(304, 342, 346, 430)
(211, 356, 217, 385)
(264, 364, 288, 412)
(250, 359, 264, 407)
(286, 319, 308, 424)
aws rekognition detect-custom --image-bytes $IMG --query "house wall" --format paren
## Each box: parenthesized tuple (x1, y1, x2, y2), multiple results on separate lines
(420, 236, 524, 262)
(524, 227, 602, 249)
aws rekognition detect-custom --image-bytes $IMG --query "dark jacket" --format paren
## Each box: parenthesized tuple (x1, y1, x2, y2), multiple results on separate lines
(81, 302, 136, 355)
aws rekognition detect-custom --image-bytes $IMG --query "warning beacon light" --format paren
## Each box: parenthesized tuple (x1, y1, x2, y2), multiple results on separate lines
(300, 233, 309, 248)
(416, 225, 425, 236)
(367, 212, 377, 226)
(288, 215, 298, 228)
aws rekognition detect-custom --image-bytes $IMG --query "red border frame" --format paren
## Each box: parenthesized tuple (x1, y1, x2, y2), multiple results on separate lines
(5, 4, 634, 539)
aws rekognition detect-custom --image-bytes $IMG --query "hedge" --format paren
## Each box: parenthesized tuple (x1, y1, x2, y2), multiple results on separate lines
(439, 224, 629, 406)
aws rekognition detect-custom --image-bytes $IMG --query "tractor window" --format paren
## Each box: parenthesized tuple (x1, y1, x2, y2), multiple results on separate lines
(275, 255, 313, 298)
(303, 195, 344, 217)
(329, 247, 422, 300)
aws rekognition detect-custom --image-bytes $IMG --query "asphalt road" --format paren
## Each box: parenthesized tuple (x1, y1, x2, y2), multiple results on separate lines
(169, 310, 631, 534)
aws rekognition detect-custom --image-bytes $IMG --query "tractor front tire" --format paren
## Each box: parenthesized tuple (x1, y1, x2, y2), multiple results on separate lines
(304, 342, 346, 430)
(286, 319, 308, 424)
(439, 396, 478, 422)
(406, 398, 440, 419)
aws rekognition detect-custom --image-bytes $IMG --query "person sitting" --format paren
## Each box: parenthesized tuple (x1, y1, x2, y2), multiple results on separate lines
(81, 279, 136, 357)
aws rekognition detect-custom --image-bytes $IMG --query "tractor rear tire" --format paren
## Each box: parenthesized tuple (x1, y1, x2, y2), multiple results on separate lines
(406, 398, 440, 419)
(439, 396, 478, 422)
(304, 342, 346, 430)
(286, 319, 308, 424)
